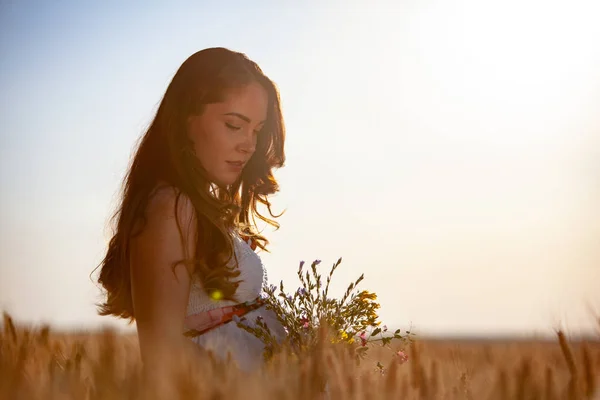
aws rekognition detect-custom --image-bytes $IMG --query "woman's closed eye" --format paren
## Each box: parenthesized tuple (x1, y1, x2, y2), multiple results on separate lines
(225, 122, 241, 131)
(226, 122, 262, 136)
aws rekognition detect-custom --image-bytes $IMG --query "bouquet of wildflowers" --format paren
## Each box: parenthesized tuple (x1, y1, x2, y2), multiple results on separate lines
(234, 258, 415, 370)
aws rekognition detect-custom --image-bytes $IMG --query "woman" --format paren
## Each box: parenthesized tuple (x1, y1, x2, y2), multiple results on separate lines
(95, 47, 287, 373)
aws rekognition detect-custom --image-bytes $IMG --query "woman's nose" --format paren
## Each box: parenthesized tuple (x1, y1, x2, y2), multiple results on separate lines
(239, 131, 256, 154)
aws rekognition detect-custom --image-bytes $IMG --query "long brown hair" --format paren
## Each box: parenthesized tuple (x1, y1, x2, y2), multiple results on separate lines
(95, 48, 285, 322)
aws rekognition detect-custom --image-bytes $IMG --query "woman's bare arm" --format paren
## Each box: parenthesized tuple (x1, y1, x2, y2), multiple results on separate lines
(130, 186, 201, 369)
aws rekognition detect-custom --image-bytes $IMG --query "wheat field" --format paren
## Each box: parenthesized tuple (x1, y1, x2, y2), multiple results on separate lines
(1, 312, 599, 399)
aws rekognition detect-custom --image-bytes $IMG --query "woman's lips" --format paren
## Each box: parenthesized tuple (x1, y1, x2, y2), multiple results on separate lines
(226, 161, 245, 171)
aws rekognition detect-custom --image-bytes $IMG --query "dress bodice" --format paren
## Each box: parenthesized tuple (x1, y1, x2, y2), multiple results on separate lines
(185, 233, 268, 316)
(184, 232, 285, 372)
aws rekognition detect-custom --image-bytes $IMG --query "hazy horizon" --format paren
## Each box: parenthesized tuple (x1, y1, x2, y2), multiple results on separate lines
(1, 0, 599, 339)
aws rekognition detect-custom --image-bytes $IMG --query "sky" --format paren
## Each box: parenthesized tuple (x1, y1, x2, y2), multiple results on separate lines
(1, 0, 599, 338)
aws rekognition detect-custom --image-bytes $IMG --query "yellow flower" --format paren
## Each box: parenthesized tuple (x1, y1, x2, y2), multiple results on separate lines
(340, 331, 349, 340)
(358, 291, 378, 301)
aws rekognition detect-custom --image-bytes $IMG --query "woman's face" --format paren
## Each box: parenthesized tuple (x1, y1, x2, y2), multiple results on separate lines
(187, 82, 268, 186)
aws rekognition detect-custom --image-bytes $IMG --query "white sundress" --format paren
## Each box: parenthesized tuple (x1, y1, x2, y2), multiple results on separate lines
(184, 233, 286, 372)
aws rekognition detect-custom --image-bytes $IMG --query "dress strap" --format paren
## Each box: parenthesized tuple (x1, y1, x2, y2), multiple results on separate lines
(184, 296, 266, 338)
(239, 233, 258, 251)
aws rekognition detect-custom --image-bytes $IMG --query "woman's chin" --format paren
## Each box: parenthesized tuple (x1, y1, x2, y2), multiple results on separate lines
(210, 174, 240, 188)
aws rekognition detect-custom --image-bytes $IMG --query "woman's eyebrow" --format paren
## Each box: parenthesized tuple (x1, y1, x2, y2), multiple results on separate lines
(223, 112, 266, 124)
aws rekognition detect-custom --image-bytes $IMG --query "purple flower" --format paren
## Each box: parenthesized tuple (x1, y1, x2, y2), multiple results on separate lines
(259, 292, 269, 300)
(269, 284, 277, 292)
(287, 295, 293, 302)
(297, 288, 307, 296)
(298, 261, 305, 273)
(314, 259, 322, 266)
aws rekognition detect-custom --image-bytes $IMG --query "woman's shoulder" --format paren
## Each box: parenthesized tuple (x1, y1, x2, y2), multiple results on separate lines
(131, 182, 198, 262)
(145, 182, 196, 229)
